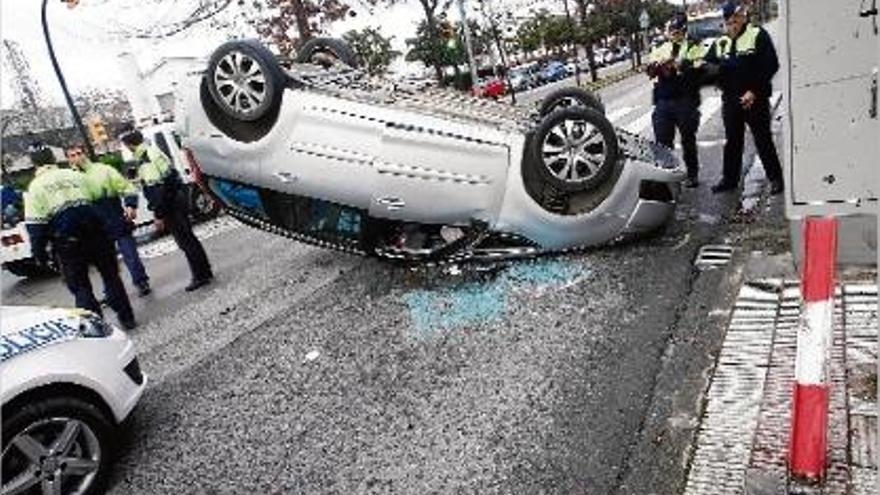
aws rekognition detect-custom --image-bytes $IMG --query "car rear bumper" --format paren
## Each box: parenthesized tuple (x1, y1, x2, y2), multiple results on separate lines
(622, 198, 677, 234)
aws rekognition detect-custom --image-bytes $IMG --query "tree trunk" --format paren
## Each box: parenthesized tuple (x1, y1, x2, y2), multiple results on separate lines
(575, 1, 598, 82)
(585, 42, 598, 82)
(418, 0, 445, 85)
(290, 0, 312, 41)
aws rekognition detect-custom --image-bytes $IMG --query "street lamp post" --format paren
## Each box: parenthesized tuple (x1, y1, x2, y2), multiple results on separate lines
(455, 0, 480, 95)
(41, 0, 96, 160)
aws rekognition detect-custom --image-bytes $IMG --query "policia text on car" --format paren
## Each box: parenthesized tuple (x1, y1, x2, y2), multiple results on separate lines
(24, 162, 137, 330)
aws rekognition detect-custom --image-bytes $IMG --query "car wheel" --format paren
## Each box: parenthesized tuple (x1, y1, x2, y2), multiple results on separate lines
(206, 40, 285, 123)
(528, 107, 619, 193)
(295, 38, 359, 69)
(539, 87, 605, 116)
(190, 185, 220, 221)
(3, 259, 58, 278)
(2, 396, 114, 495)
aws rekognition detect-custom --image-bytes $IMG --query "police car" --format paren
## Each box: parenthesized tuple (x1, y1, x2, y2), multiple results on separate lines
(1, 306, 146, 494)
(1, 189, 58, 279)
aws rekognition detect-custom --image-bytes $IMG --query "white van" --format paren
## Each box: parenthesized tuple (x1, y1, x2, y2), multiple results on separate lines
(127, 121, 220, 221)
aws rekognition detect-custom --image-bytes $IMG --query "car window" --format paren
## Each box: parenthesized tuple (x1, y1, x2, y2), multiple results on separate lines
(689, 16, 724, 40)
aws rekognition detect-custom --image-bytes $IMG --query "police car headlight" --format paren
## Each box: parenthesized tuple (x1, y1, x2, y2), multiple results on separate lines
(78, 313, 114, 338)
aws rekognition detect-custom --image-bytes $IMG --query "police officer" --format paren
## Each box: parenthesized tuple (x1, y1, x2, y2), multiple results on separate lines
(705, 1, 784, 195)
(119, 128, 214, 291)
(646, 13, 707, 188)
(24, 162, 136, 329)
(66, 144, 152, 296)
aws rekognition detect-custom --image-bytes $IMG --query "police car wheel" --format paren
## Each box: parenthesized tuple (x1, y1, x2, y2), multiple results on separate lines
(1, 396, 114, 495)
(539, 87, 605, 116)
(295, 37, 359, 69)
(207, 40, 285, 123)
(3, 259, 58, 279)
(528, 107, 618, 193)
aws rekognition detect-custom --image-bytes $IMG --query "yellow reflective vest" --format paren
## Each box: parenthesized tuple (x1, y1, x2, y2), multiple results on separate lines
(713, 24, 760, 59)
(649, 38, 707, 67)
(24, 165, 92, 225)
(81, 161, 138, 204)
(133, 144, 173, 187)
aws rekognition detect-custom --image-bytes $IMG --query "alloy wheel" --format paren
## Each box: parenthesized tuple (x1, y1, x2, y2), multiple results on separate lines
(540, 118, 607, 186)
(213, 51, 268, 119)
(1, 417, 102, 495)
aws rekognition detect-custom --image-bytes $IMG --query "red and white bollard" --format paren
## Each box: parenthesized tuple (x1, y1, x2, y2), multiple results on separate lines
(789, 216, 838, 480)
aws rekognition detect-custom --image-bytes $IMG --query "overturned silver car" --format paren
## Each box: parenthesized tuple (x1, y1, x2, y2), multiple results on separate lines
(178, 38, 684, 263)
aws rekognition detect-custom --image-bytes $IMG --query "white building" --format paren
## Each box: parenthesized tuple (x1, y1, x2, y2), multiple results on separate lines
(117, 51, 206, 126)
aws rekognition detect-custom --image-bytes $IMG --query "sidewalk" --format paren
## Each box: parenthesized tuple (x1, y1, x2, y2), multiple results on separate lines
(683, 185, 878, 492)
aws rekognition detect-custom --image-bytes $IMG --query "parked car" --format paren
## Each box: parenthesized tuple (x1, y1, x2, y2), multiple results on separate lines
(2, 186, 59, 279)
(473, 77, 507, 99)
(1, 221, 60, 279)
(688, 11, 725, 50)
(540, 60, 569, 83)
(1, 305, 147, 495)
(177, 38, 684, 263)
(135, 122, 221, 221)
(593, 48, 611, 67)
(508, 64, 539, 92)
(393, 74, 435, 92)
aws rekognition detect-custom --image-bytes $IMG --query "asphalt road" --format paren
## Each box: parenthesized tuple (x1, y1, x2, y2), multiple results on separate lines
(3, 71, 766, 494)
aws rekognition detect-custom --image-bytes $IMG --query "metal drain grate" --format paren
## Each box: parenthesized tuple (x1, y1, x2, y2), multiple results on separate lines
(694, 245, 734, 269)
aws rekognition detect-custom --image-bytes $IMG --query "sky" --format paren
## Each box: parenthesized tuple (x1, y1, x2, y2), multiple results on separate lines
(0, 0, 431, 109)
(0, 0, 700, 109)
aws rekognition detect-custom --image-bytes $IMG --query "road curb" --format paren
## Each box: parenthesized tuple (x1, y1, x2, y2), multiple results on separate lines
(578, 66, 644, 94)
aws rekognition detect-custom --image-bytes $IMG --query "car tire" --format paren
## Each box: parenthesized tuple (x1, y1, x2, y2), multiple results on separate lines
(295, 37, 359, 69)
(189, 185, 220, 221)
(527, 107, 619, 193)
(3, 259, 58, 278)
(539, 87, 605, 116)
(206, 39, 285, 123)
(2, 396, 115, 495)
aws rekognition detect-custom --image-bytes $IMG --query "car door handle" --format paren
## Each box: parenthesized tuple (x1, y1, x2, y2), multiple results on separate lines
(376, 196, 405, 210)
(273, 172, 298, 183)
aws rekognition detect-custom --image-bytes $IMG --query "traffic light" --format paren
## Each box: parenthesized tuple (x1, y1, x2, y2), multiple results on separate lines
(88, 116, 109, 144)
(440, 21, 455, 39)
(440, 21, 458, 49)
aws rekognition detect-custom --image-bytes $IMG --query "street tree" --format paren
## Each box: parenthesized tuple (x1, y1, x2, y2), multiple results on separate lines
(342, 27, 400, 75)
(410, 0, 452, 82)
(542, 15, 577, 55)
(406, 19, 463, 85)
(251, 0, 356, 58)
(571, 0, 608, 82)
(514, 15, 544, 58)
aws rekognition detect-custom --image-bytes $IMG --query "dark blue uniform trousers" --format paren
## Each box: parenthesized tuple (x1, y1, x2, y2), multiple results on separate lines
(652, 97, 701, 180)
(94, 198, 149, 288)
(166, 187, 212, 282)
(53, 207, 134, 323)
(720, 96, 783, 185)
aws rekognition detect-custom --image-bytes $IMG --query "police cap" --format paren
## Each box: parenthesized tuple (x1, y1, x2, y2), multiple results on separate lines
(721, 1, 743, 20)
(668, 13, 687, 32)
